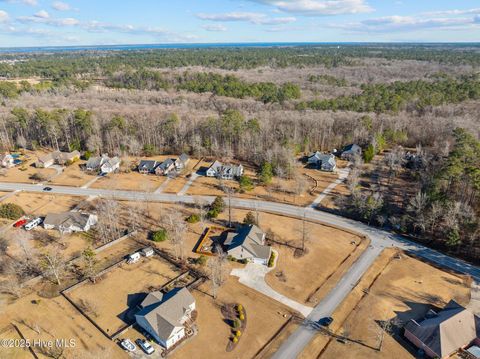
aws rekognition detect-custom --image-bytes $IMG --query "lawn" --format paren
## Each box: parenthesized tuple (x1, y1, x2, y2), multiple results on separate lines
(300, 249, 471, 359)
(0, 292, 127, 359)
(67, 255, 181, 335)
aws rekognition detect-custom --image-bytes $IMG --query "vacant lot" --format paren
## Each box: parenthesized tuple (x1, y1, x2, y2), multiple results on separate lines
(2, 192, 81, 216)
(0, 292, 126, 359)
(67, 255, 181, 334)
(300, 249, 471, 359)
(173, 276, 293, 359)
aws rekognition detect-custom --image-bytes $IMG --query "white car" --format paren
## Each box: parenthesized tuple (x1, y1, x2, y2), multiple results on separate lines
(136, 339, 155, 354)
(120, 339, 136, 352)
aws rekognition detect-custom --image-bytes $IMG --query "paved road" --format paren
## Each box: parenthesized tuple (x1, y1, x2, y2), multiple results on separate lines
(1, 181, 479, 358)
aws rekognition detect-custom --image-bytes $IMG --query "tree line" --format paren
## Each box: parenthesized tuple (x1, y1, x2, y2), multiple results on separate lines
(1, 44, 480, 79)
(297, 75, 480, 113)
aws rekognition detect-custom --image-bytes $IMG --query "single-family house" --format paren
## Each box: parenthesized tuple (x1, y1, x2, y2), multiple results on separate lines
(404, 300, 480, 359)
(206, 161, 244, 180)
(138, 160, 158, 174)
(43, 212, 98, 234)
(224, 224, 271, 265)
(341, 144, 362, 160)
(35, 150, 80, 168)
(35, 152, 56, 168)
(135, 287, 196, 349)
(0, 153, 14, 168)
(85, 154, 120, 174)
(175, 153, 190, 170)
(155, 158, 175, 176)
(100, 156, 121, 175)
(55, 150, 80, 165)
(307, 152, 337, 172)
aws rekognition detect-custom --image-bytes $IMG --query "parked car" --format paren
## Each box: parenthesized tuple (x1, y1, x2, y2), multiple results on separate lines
(24, 217, 42, 231)
(319, 316, 334, 327)
(136, 339, 155, 354)
(13, 218, 28, 228)
(43, 187, 52, 191)
(120, 339, 136, 352)
(127, 252, 141, 264)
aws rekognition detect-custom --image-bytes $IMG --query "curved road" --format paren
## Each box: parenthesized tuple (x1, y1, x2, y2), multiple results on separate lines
(0, 182, 478, 358)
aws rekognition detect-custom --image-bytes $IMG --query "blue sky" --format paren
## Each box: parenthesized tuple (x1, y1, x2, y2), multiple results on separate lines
(0, 0, 479, 47)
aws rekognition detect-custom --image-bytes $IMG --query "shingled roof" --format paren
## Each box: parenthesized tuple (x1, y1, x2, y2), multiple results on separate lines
(225, 224, 271, 261)
(405, 300, 480, 358)
(136, 288, 195, 342)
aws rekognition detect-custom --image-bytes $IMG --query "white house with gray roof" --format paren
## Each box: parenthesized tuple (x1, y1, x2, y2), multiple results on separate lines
(206, 161, 244, 180)
(225, 224, 271, 265)
(307, 152, 337, 172)
(135, 287, 196, 349)
(43, 212, 98, 234)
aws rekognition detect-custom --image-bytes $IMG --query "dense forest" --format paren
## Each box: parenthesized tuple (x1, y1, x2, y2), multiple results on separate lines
(0, 44, 478, 261)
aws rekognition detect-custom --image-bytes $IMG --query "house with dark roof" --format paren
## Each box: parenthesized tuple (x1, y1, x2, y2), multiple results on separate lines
(340, 144, 362, 160)
(138, 160, 158, 174)
(307, 152, 337, 172)
(225, 224, 271, 265)
(135, 287, 196, 349)
(155, 158, 176, 176)
(404, 300, 480, 358)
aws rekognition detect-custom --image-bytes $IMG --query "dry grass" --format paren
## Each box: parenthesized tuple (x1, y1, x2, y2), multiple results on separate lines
(0, 292, 126, 359)
(300, 249, 471, 359)
(172, 277, 293, 359)
(67, 256, 180, 334)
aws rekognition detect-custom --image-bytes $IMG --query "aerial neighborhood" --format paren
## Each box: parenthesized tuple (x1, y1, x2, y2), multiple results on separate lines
(0, 36, 478, 359)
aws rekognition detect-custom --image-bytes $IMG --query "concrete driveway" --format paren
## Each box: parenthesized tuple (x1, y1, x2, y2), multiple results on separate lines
(231, 252, 313, 317)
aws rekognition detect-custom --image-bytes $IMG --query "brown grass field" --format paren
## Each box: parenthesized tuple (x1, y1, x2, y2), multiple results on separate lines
(300, 249, 471, 359)
(67, 256, 181, 335)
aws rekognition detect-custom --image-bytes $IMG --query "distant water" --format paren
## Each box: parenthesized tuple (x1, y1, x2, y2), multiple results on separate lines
(0, 42, 348, 54)
(1, 42, 477, 54)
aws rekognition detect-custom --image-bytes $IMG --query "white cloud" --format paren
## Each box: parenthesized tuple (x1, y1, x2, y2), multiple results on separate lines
(0, 0, 38, 5)
(248, 0, 373, 16)
(332, 14, 479, 33)
(34, 10, 50, 19)
(17, 14, 79, 26)
(196, 12, 296, 25)
(0, 10, 9, 23)
(422, 8, 480, 17)
(202, 24, 227, 32)
(52, 1, 71, 11)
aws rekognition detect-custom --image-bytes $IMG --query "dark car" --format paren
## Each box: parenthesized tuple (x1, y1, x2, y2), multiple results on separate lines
(319, 317, 334, 327)
(43, 187, 53, 191)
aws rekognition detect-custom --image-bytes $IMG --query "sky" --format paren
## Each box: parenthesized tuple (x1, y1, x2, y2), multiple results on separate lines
(0, 0, 479, 47)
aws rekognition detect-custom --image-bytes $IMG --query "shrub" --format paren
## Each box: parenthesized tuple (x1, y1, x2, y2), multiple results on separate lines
(239, 314, 245, 321)
(232, 337, 238, 343)
(233, 318, 241, 329)
(363, 144, 375, 163)
(211, 196, 225, 212)
(83, 150, 92, 160)
(236, 304, 243, 311)
(0, 203, 25, 220)
(186, 214, 200, 223)
(243, 211, 257, 225)
(238, 175, 254, 192)
(196, 255, 208, 266)
(206, 208, 219, 219)
(258, 162, 273, 185)
(268, 251, 276, 268)
(152, 229, 168, 242)
(29, 172, 48, 182)
(236, 330, 242, 337)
